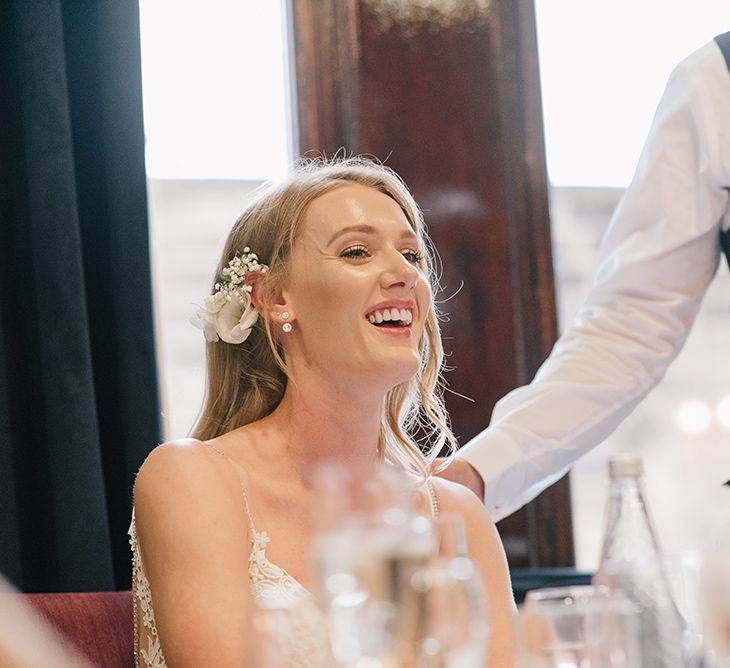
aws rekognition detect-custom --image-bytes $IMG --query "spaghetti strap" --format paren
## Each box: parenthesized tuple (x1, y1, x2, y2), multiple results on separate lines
(424, 477, 440, 518)
(207, 444, 257, 534)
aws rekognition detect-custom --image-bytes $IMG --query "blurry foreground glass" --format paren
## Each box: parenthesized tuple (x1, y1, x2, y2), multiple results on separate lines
(310, 463, 439, 666)
(407, 514, 488, 667)
(515, 585, 641, 668)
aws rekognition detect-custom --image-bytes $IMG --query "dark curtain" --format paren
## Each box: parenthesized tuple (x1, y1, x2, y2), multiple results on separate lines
(0, 0, 160, 592)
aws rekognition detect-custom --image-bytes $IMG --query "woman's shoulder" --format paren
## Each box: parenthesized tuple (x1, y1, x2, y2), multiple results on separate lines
(143, 438, 206, 458)
(134, 438, 239, 508)
(133, 438, 254, 550)
(137, 438, 211, 481)
(428, 475, 493, 525)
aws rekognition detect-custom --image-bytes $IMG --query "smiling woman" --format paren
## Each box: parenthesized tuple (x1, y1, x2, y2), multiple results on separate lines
(130, 156, 516, 667)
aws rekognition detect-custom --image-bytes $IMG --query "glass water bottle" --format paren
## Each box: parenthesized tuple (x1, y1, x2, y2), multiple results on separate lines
(593, 455, 687, 668)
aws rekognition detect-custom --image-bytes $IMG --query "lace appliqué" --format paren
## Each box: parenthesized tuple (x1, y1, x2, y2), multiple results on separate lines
(129, 516, 166, 668)
(248, 529, 311, 604)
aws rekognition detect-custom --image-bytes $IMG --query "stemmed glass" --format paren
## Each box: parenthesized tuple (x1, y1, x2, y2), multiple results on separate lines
(515, 585, 641, 668)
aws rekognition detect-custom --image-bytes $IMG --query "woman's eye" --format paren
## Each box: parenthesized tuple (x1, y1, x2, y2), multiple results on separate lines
(402, 250, 424, 264)
(341, 246, 369, 259)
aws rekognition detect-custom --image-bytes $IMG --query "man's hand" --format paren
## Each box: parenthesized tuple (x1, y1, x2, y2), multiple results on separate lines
(433, 458, 485, 502)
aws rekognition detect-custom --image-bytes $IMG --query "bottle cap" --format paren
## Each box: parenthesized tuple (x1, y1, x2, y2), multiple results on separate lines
(608, 455, 642, 479)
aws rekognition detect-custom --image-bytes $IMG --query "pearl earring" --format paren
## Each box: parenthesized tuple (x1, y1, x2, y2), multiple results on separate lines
(282, 322, 292, 333)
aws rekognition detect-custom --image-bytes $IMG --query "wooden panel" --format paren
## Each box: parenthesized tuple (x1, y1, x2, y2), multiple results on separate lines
(289, 0, 574, 567)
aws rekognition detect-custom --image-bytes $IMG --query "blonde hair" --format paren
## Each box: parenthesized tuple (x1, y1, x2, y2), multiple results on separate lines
(191, 156, 456, 475)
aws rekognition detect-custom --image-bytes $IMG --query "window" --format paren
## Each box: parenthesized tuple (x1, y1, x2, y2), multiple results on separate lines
(138, 0, 291, 438)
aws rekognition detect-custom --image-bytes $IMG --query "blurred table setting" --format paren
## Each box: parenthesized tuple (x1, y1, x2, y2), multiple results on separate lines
(512, 455, 730, 668)
(249, 455, 730, 667)
(2, 455, 730, 667)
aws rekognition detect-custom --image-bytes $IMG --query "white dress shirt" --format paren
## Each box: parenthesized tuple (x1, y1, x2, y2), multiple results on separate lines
(459, 39, 730, 522)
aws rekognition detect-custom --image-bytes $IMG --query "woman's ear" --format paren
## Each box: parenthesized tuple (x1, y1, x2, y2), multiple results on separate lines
(248, 272, 295, 330)
(269, 292, 296, 331)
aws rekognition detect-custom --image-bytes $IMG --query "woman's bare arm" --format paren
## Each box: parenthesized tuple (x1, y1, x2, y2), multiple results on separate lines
(133, 441, 255, 667)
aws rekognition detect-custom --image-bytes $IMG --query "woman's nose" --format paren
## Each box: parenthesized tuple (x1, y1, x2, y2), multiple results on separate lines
(380, 251, 419, 290)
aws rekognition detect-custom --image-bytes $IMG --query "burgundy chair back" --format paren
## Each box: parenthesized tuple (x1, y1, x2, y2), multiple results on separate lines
(25, 590, 133, 668)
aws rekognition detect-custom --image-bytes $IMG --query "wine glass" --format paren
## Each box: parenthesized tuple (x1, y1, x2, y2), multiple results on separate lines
(516, 585, 641, 667)
(406, 514, 488, 667)
(309, 463, 436, 667)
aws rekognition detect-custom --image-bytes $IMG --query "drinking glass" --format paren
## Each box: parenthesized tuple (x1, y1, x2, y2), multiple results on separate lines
(403, 514, 488, 667)
(309, 463, 436, 667)
(408, 536, 488, 666)
(515, 585, 641, 668)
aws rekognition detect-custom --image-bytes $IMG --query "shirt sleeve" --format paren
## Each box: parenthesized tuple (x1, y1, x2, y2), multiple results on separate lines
(459, 40, 730, 521)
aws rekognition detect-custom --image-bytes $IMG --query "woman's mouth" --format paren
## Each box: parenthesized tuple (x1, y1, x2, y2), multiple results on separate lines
(367, 307, 413, 327)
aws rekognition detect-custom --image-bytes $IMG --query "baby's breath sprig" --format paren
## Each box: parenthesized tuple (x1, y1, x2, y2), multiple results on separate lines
(190, 248, 269, 345)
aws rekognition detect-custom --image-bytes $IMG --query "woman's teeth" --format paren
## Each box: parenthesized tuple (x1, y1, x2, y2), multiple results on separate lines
(367, 308, 413, 325)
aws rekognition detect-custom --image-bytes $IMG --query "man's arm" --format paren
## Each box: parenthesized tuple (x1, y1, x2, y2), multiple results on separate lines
(453, 40, 730, 521)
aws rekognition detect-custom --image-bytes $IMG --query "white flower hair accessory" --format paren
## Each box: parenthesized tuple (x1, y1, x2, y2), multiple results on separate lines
(190, 248, 269, 344)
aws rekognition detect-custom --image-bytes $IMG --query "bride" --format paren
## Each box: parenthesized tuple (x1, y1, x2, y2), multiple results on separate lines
(131, 157, 516, 666)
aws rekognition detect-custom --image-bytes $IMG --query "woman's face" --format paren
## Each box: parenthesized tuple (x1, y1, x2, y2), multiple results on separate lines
(282, 183, 432, 390)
